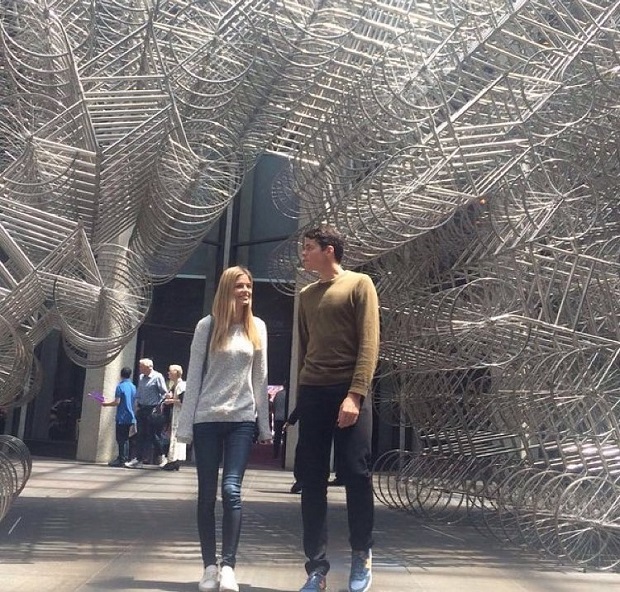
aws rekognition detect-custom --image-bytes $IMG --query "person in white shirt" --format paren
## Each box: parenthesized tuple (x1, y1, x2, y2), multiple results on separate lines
(160, 364, 186, 471)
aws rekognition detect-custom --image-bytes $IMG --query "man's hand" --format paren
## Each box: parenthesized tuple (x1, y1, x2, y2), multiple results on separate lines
(337, 392, 362, 428)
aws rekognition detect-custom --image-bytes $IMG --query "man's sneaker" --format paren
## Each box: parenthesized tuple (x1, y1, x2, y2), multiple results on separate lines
(299, 571, 326, 591)
(107, 459, 123, 467)
(349, 549, 372, 592)
(219, 565, 239, 592)
(198, 565, 218, 592)
(124, 458, 142, 469)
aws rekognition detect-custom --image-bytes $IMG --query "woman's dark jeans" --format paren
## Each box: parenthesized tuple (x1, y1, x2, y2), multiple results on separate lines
(295, 384, 374, 576)
(193, 421, 255, 568)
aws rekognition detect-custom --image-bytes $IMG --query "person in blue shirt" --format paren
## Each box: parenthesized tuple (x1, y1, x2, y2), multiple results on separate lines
(102, 367, 137, 467)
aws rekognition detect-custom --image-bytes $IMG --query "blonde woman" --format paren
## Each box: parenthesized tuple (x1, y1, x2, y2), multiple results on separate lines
(177, 265, 271, 592)
(160, 364, 186, 471)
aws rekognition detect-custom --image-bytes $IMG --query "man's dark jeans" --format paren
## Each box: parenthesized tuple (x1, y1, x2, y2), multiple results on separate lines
(193, 421, 255, 568)
(296, 384, 374, 576)
(135, 405, 164, 462)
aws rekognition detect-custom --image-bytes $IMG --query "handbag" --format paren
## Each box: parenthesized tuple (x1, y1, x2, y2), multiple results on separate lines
(151, 400, 167, 429)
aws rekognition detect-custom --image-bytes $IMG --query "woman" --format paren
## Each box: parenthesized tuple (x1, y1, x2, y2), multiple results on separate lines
(160, 364, 186, 471)
(177, 266, 271, 592)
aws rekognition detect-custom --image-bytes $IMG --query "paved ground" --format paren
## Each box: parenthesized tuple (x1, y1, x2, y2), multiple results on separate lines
(1, 457, 619, 592)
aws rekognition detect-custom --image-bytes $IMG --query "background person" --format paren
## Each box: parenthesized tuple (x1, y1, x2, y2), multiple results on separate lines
(283, 405, 302, 494)
(295, 224, 380, 592)
(177, 265, 272, 592)
(101, 367, 136, 467)
(272, 381, 288, 459)
(125, 358, 167, 468)
(161, 364, 186, 471)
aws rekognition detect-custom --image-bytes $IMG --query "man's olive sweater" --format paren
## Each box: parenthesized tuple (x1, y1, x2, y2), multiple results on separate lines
(298, 270, 380, 397)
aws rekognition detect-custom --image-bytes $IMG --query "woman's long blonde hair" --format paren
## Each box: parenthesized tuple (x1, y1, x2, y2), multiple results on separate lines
(210, 265, 261, 351)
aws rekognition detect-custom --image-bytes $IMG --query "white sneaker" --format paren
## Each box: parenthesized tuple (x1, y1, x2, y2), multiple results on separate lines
(198, 565, 218, 592)
(159, 457, 168, 468)
(219, 565, 239, 592)
(124, 458, 142, 469)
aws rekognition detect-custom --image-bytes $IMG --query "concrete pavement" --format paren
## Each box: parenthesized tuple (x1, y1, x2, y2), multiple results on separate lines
(1, 457, 619, 592)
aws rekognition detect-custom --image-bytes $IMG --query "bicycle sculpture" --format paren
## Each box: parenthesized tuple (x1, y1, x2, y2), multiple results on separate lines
(0, 435, 32, 522)
(0, 0, 618, 569)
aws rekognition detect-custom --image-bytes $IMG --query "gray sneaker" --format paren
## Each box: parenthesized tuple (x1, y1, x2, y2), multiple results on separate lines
(349, 549, 372, 592)
(299, 571, 326, 591)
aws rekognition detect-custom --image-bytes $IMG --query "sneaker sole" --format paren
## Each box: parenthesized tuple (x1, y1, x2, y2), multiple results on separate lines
(349, 575, 372, 592)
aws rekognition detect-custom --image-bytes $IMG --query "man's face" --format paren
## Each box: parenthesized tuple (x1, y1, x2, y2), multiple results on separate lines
(301, 238, 329, 273)
(139, 363, 149, 375)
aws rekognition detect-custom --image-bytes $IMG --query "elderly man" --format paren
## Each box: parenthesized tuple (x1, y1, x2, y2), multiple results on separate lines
(125, 358, 168, 468)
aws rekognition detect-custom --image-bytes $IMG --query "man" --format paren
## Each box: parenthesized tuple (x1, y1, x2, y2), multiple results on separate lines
(125, 358, 168, 468)
(102, 367, 136, 467)
(295, 225, 380, 592)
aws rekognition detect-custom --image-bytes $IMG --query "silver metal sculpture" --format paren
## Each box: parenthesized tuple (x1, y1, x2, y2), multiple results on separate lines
(0, 435, 32, 522)
(0, 0, 618, 568)
(267, 0, 620, 572)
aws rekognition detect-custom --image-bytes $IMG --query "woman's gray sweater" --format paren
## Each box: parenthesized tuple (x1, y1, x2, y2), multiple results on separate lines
(176, 315, 269, 443)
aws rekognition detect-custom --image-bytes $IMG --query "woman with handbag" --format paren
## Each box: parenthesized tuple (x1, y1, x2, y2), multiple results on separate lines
(176, 265, 271, 592)
(160, 364, 186, 471)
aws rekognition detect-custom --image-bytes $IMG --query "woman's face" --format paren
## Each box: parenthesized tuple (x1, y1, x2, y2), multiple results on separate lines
(168, 367, 179, 380)
(233, 273, 252, 311)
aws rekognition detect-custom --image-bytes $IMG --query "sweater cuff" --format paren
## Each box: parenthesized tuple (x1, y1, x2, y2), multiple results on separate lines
(176, 431, 193, 444)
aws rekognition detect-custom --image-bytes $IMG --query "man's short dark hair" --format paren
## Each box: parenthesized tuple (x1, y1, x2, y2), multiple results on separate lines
(120, 367, 132, 379)
(304, 224, 345, 263)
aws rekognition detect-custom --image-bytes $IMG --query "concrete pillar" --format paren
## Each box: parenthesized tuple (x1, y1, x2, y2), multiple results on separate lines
(76, 333, 137, 462)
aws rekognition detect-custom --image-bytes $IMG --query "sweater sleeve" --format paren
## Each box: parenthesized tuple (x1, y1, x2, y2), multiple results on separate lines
(176, 316, 212, 443)
(252, 318, 270, 441)
(350, 275, 380, 397)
